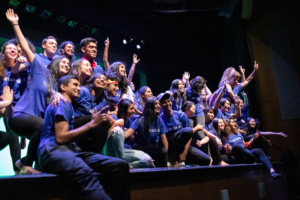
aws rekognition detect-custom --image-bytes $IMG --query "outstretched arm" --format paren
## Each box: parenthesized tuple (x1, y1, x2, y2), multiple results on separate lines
(241, 61, 259, 89)
(103, 37, 110, 70)
(6, 9, 35, 65)
(259, 131, 287, 137)
(127, 54, 140, 86)
(231, 96, 241, 119)
(239, 66, 246, 83)
(213, 81, 227, 112)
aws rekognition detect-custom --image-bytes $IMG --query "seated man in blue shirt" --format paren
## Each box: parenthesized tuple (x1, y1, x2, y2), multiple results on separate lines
(158, 93, 211, 167)
(38, 75, 130, 200)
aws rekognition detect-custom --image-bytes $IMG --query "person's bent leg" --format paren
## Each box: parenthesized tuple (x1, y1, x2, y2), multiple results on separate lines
(231, 145, 256, 163)
(185, 146, 210, 166)
(133, 144, 167, 167)
(250, 148, 273, 169)
(124, 149, 155, 168)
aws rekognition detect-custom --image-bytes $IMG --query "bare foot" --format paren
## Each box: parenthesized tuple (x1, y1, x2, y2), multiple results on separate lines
(209, 157, 213, 166)
(20, 166, 41, 175)
(217, 160, 229, 166)
(173, 161, 184, 168)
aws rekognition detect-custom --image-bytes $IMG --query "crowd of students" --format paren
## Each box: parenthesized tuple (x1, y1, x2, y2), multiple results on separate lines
(0, 9, 288, 200)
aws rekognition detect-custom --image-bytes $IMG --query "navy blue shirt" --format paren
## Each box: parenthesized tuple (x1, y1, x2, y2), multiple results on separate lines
(13, 54, 51, 118)
(73, 86, 108, 117)
(131, 117, 168, 146)
(0, 67, 28, 106)
(159, 111, 190, 138)
(185, 87, 204, 116)
(39, 100, 75, 149)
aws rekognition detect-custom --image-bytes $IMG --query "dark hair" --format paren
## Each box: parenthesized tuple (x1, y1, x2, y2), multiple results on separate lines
(86, 72, 108, 105)
(8, 38, 36, 54)
(57, 75, 79, 93)
(118, 98, 134, 121)
(182, 101, 195, 112)
(246, 118, 259, 131)
(0, 42, 17, 79)
(58, 41, 75, 62)
(42, 36, 57, 47)
(107, 62, 128, 95)
(170, 79, 187, 105)
(72, 59, 91, 85)
(134, 86, 151, 112)
(220, 98, 231, 107)
(80, 37, 98, 48)
(211, 118, 223, 139)
(106, 72, 120, 82)
(142, 97, 158, 136)
(203, 106, 213, 113)
(190, 76, 207, 93)
(47, 56, 72, 102)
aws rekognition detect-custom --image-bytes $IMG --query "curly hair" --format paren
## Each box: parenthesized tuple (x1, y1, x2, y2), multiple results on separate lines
(0, 42, 17, 79)
(107, 61, 128, 95)
(8, 38, 36, 55)
(218, 67, 235, 88)
(58, 41, 76, 63)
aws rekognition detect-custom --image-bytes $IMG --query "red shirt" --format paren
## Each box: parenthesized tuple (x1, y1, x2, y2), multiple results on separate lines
(82, 56, 96, 68)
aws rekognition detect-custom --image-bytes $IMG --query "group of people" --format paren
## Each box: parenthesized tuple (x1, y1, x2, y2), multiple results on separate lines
(0, 9, 287, 200)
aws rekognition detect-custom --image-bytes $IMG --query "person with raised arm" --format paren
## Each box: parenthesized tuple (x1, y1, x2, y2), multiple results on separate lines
(80, 37, 104, 74)
(210, 61, 259, 113)
(38, 75, 130, 200)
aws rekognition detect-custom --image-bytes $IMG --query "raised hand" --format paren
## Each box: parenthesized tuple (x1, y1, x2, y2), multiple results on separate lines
(133, 54, 140, 64)
(254, 61, 259, 71)
(6, 9, 19, 24)
(1, 86, 13, 104)
(104, 37, 109, 46)
(223, 80, 228, 88)
(239, 65, 245, 74)
(183, 72, 190, 80)
(241, 91, 247, 97)
(280, 132, 288, 137)
(16, 56, 27, 63)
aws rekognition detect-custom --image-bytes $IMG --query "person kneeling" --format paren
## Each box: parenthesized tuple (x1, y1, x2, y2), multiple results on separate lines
(38, 75, 130, 200)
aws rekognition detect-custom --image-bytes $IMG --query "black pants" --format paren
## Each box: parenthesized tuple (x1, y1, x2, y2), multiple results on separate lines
(8, 113, 43, 167)
(132, 144, 167, 167)
(231, 146, 273, 169)
(39, 142, 130, 200)
(74, 116, 111, 153)
(0, 127, 20, 171)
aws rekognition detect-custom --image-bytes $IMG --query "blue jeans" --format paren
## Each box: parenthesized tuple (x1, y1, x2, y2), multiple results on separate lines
(103, 127, 155, 168)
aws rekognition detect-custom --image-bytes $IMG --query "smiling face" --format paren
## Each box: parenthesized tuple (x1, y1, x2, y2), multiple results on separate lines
(218, 119, 225, 131)
(62, 43, 74, 57)
(106, 82, 119, 97)
(118, 64, 126, 77)
(127, 103, 135, 118)
(43, 39, 57, 55)
(154, 100, 161, 114)
(205, 110, 214, 121)
(220, 100, 231, 113)
(93, 74, 107, 89)
(80, 60, 92, 76)
(82, 42, 97, 59)
(229, 76, 239, 88)
(64, 78, 81, 100)
(185, 104, 195, 117)
(142, 88, 153, 102)
(249, 118, 256, 128)
(201, 89, 206, 99)
(16, 44, 24, 57)
(160, 98, 172, 113)
(4, 44, 18, 61)
(178, 80, 184, 93)
(59, 58, 70, 76)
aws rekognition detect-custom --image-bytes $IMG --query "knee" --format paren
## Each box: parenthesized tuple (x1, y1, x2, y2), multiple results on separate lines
(183, 127, 193, 137)
(114, 158, 130, 171)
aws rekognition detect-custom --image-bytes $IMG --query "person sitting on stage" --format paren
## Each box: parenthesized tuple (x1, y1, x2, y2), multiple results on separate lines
(134, 86, 153, 114)
(80, 37, 104, 74)
(182, 101, 227, 166)
(38, 75, 130, 200)
(103, 98, 155, 168)
(158, 93, 211, 167)
(57, 41, 76, 63)
(209, 61, 259, 114)
(169, 79, 186, 111)
(221, 118, 281, 180)
(126, 97, 169, 167)
(212, 81, 241, 119)
(72, 59, 93, 86)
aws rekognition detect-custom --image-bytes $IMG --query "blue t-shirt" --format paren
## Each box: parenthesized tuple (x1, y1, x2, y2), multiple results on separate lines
(222, 132, 246, 150)
(205, 122, 213, 131)
(131, 117, 168, 146)
(93, 65, 104, 74)
(213, 85, 242, 114)
(171, 96, 183, 111)
(13, 54, 51, 118)
(73, 86, 108, 117)
(0, 67, 28, 106)
(159, 111, 190, 138)
(237, 105, 249, 126)
(39, 100, 75, 149)
(215, 109, 230, 119)
(185, 87, 204, 116)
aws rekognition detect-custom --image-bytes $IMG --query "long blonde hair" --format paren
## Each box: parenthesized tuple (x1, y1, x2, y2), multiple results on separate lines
(218, 67, 235, 88)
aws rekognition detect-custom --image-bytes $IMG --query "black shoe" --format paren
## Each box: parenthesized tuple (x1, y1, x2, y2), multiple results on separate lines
(271, 172, 282, 181)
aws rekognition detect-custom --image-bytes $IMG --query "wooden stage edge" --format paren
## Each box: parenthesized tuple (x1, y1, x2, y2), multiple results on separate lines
(0, 162, 289, 200)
